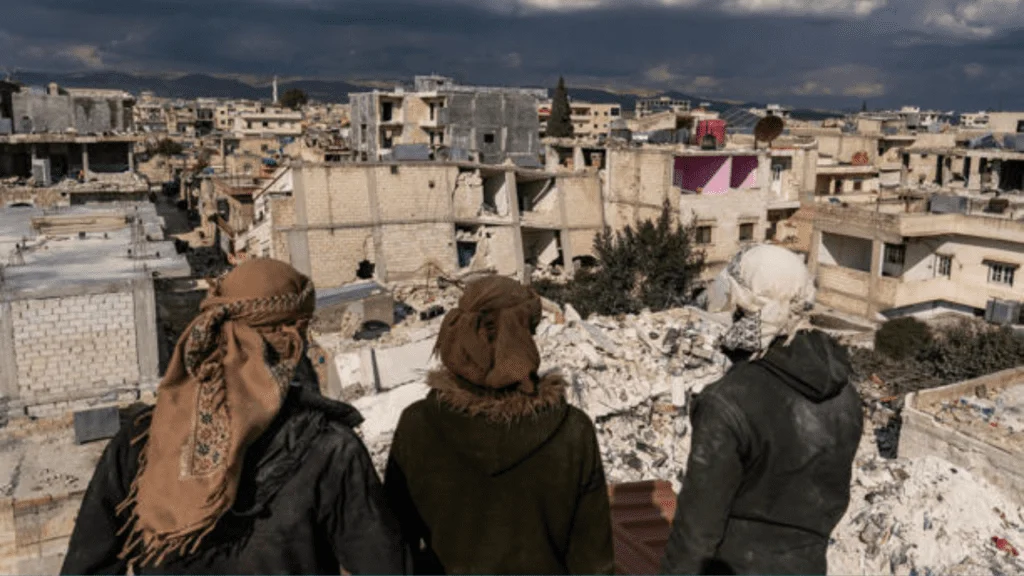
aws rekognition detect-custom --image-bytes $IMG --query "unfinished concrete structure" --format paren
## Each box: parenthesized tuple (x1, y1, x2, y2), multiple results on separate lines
(243, 160, 603, 289)
(349, 75, 545, 164)
(0, 204, 190, 420)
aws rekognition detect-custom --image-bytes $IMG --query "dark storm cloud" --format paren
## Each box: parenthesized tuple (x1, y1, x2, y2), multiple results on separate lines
(0, 0, 1023, 110)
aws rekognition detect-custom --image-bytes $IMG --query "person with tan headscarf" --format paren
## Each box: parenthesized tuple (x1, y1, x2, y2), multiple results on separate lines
(61, 259, 409, 575)
(383, 276, 614, 575)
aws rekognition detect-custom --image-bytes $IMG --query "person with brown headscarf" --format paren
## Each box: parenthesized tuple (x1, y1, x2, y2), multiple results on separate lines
(61, 259, 410, 575)
(383, 276, 614, 575)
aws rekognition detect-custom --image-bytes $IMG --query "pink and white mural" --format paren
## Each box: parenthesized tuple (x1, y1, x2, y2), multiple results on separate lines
(730, 156, 758, 189)
(673, 155, 760, 195)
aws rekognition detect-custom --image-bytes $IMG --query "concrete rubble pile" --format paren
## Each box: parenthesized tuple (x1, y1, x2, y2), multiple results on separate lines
(828, 432, 1024, 576)
(317, 288, 1024, 576)
(330, 300, 731, 487)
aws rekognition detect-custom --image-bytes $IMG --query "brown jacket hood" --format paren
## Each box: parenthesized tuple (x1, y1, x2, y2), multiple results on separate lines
(423, 370, 570, 475)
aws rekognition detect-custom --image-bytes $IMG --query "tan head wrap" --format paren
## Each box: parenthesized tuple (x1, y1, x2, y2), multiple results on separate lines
(435, 276, 543, 393)
(117, 258, 316, 568)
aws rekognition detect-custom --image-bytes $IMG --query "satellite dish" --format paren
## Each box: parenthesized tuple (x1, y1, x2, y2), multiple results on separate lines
(754, 116, 785, 148)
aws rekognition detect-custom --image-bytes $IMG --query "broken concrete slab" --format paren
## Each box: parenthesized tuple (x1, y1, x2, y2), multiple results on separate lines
(352, 382, 429, 444)
(374, 338, 439, 391)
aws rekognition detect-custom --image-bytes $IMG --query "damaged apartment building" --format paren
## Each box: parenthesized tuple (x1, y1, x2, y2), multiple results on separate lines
(239, 160, 604, 289)
(0, 81, 145, 208)
(349, 75, 546, 165)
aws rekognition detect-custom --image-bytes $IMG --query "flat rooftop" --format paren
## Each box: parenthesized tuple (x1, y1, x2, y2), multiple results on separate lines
(0, 203, 191, 296)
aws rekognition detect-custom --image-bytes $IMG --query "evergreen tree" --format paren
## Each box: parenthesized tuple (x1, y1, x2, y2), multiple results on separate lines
(546, 77, 574, 138)
(861, 100, 868, 113)
(280, 88, 308, 110)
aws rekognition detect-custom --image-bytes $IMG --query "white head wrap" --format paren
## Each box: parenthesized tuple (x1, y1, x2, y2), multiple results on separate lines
(706, 244, 816, 356)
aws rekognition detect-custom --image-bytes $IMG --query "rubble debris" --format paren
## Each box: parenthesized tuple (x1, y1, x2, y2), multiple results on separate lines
(827, 432, 1024, 576)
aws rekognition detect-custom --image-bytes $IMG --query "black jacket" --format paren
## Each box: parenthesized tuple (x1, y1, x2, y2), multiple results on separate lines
(60, 385, 410, 575)
(662, 330, 864, 575)
(384, 372, 614, 575)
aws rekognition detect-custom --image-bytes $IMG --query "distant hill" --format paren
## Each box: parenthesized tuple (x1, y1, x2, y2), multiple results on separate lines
(8, 70, 843, 120)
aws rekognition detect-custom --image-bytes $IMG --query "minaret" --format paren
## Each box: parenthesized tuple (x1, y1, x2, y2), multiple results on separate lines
(273, 75, 279, 105)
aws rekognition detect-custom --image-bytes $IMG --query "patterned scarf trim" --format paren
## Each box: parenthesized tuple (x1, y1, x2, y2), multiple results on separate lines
(115, 282, 315, 569)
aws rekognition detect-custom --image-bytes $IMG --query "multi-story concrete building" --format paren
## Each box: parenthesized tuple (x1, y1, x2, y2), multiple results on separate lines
(597, 141, 817, 277)
(243, 160, 603, 288)
(538, 100, 621, 138)
(809, 200, 1024, 321)
(214, 101, 303, 137)
(636, 96, 691, 118)
(348, 75, 546, 164)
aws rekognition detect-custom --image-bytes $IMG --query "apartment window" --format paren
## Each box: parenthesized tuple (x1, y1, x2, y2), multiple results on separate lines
(483, 133, 495, 144)
(739, 223, 754, 242)
(611, 108, 620, 116)
(935, 254, 952, 278)
(988, 262, 1017, 287)
(772, 165, 783, 182)
(853, 180, 863, 192)
(884, 244, 906, 265)
(695, 226, 713, 245)
(262, 121, 269, 128)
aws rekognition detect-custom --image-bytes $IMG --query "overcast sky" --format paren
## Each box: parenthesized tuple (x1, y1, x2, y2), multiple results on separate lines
(1, 0, 1022, 110)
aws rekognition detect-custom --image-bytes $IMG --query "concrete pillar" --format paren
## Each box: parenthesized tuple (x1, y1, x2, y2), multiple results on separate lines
(0, 300, 18, 400)
(127, 144, 135, 173)
(807, 230, 822, 277)
(507, 170, 526, 282)
(555, 176, 574, 278)
(30, 144, 38, 162)
(757, 152, 772, 192)
(545, 146, 559, 172)
(867, 239, 884, 318)
(132, 280, 160, 386)
(968, 156, 982, 191)
(81, 144, 89, 175)
(573, 147, 585, 173)
(365, 167, 389, 282)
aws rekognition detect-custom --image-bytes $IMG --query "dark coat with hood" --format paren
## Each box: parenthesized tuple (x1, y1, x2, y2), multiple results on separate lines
(384, 370, 614, 575)
(60, 381, 410, 575)
(662, 330, 864, 576)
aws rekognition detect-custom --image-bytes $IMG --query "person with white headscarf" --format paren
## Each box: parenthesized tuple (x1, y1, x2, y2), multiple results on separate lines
(662, 245, 864, 575)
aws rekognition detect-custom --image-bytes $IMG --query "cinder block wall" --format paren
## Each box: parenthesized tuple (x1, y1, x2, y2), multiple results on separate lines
(0, 280, 159, 420)
(11, 293, 138, 416)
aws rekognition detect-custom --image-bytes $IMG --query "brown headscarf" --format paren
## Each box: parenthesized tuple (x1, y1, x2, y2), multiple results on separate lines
(117, 259, 316, 568)
(435, 276, 542, 393)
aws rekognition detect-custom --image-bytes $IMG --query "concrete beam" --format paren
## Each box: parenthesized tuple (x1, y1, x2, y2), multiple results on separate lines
(0, 301, 18, 400)
(132, 279, 160, 385)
